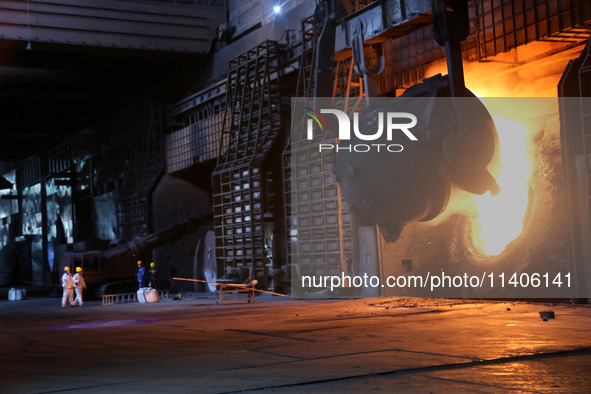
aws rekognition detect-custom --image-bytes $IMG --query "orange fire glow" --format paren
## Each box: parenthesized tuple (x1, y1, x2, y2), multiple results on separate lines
(466, 116, 532, 259)
(418, 43, 580, 261)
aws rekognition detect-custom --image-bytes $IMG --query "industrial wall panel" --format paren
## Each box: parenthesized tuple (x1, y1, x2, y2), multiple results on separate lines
(116, 102, 165, 240)
(379, 0, 591, 91)
(0, 0, 226, 52)
(165, 110, 224, 173)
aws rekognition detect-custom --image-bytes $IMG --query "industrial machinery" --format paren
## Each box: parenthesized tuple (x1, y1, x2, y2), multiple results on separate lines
(314, 0, 500, 242)
(559, 37, 591, 300)
(58, 213, 212, 296)
(335, 83, 499, 243)
(0, 0, 587, 299)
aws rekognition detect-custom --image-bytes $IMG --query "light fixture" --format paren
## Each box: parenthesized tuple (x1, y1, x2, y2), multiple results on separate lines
(273, 5, 281, 14)
(26, 0, 32, 50)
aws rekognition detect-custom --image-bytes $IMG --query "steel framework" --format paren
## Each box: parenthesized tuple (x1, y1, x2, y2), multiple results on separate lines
(212, 41, 283, 285)
(285, 17, 356, 285)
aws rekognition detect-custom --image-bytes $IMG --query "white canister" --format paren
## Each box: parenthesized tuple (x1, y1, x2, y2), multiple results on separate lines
(137, 288, 146, 303)
(8, 288, 23, 301)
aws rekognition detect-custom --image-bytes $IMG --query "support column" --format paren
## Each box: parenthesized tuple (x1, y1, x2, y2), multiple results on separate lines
(41, 162, 49, 286)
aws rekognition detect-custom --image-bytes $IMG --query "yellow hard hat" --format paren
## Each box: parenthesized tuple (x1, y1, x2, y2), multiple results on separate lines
(150, 262, 156, 268)
(64, 266, 70, 271)
(76, 267, 82, 272)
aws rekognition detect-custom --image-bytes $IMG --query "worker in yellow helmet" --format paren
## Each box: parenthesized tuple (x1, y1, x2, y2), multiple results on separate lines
(149, 262, 159, 290)
(73, 267, 86, 306)
(61, 266, 75, 307)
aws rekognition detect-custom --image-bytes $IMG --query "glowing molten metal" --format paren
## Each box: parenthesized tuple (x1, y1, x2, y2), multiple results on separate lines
(466, 116, 532, 259)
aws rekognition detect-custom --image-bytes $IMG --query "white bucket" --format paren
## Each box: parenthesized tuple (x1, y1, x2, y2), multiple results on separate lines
(144, 289, 159, 303)
(137, 288, 146, 303)
(8, 288, 23, 301)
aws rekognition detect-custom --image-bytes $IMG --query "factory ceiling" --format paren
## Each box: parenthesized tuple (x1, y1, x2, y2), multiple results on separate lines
(0, 40, 207, 162)
(0, 0, 227, 164)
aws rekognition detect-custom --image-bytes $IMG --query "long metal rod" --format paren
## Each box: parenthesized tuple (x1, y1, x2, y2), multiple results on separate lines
(445, 40, 467, 96)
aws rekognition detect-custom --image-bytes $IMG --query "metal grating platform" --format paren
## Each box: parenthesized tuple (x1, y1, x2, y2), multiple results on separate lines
(212, 41, 282, 285)
(284, 17, 356, 284)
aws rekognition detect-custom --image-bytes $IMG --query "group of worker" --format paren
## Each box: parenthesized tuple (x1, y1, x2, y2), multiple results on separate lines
(137, 260, 159, 290)
(61, 266, 86, 307)
(60, 260, 160, 306)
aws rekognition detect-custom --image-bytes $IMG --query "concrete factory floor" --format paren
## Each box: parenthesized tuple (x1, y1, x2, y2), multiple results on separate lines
(1, 294, 590, 393)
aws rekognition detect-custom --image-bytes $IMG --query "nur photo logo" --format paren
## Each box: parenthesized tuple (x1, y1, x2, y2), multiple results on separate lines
(304, 107, 418, 152)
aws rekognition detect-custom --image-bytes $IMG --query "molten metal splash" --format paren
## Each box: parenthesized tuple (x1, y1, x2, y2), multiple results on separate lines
(467, 116, 531, 259)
